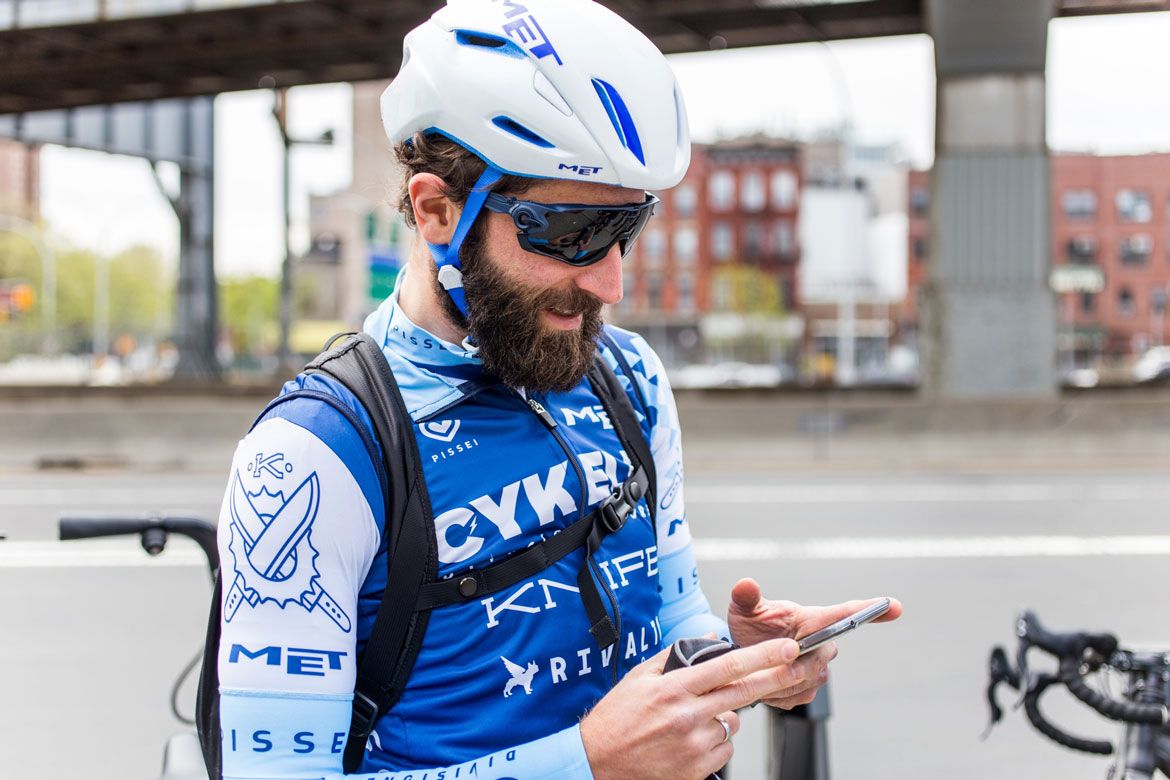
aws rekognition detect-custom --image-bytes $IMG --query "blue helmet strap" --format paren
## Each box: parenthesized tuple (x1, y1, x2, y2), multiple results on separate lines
(428, 165, 505, 321)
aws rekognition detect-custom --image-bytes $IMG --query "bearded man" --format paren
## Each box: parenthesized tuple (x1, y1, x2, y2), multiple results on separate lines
(205, 2, 900, 778)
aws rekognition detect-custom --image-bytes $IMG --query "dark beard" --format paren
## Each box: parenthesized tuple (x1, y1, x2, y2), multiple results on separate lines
(436, 248, 604, 393)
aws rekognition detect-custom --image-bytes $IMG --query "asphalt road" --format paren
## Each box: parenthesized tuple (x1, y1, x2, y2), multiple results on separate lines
(4, 466, 1169, 779)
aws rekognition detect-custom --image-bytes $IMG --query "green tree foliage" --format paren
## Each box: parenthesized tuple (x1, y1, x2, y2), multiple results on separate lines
(709, 262, 786, 315)
(220, 274, 279, 357)
(0, 236, 174, 358)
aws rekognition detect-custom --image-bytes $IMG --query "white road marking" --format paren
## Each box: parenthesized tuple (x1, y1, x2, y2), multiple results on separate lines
(0, 487, 220, 506)
(693, 535, 1170, 561)
(684, 483, 1170, 504)
(0, 540, 207, 568)
(5, 535, 1170, 568)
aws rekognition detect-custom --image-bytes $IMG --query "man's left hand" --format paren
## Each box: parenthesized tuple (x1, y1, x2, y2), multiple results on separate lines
(726, 578, 903, 710)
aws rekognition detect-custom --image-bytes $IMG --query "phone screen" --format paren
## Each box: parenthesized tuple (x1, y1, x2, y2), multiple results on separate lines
(796, 598, 891, 656)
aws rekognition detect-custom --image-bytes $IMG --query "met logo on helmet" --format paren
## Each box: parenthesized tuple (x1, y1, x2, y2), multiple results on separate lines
(493, 0, 564, 65)
(559, 163, 604, 177)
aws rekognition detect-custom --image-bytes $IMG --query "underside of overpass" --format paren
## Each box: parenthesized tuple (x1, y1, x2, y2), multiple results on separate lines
(0, 0, 1167, 389)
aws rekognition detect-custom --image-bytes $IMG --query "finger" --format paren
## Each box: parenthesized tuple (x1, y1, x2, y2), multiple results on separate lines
(710, 710, 740, 748)
(700, 740, 735, 780)
(760, 686, 822, 710)
(797, 597, 901, 638)
(729, 578, 762, 614)
(755, 659, 832, 704)
(705, 644, 834, 713)
(677, 637, 798, 697)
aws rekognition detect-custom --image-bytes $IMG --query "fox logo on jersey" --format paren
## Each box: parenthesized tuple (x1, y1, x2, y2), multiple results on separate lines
(501, 656, 539, 697)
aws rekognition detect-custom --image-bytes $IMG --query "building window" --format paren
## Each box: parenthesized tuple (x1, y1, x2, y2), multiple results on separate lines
(646, 273, 663, 310)
(1062, 189, 1097, 220)
(910, 186, 929, 217)
(1153, 288, 1168, 316)
(1118, 287, 1135, 317)
(677, 273, 695, 314)
(642, 229, 666, 268)
(674, 227, 698, 267)
(773, 219, 795, 257)
(711, 221, 734, 261)
(1117, 189, 1153, 223)
(1080, 291, 1096, 314)
(709, 170, 735, 211)
(741, 171, 766, 212)
(674, 184, 696, 218)
(743, 221, 765, 259)
(1121, 234, 1153, 265)
(913, 236, 929, 263)
(1066, 236, 1097, 264)
(771, 170, 797, 211)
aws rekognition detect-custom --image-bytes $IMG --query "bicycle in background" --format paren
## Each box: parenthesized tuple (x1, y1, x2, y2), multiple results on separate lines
(985, 610, 1170, 779)
(58, 514, 217, 780)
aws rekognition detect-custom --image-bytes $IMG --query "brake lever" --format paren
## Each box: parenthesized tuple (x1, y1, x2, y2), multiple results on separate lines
(1012, 640, 1035, 711)
(983, 646, 1021, 740)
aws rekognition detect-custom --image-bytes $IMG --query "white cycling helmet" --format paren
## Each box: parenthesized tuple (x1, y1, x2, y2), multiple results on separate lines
(381, 0, 690, 320)
(381, 0, 691, 190)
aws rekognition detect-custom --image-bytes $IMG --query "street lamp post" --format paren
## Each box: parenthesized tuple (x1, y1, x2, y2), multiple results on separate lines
(262, 78, 334, 374)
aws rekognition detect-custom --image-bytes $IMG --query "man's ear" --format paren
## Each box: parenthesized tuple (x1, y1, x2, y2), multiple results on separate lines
(408, 173, 459, 245)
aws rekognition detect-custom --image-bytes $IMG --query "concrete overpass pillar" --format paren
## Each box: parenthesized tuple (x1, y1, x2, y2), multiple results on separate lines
(173, 96, 221, 381)
(923, 0, 1056, 397)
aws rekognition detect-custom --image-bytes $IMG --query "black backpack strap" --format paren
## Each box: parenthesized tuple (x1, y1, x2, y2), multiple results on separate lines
(303, 333, 439, 774)
(588, 349, 657, 526)
(196, 575, 224, 779)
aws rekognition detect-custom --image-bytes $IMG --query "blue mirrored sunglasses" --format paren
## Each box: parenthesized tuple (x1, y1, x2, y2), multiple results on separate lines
(482, 192, 659, 266)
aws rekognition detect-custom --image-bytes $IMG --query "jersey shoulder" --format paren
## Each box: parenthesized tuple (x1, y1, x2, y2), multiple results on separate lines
(250, 372, 388, 536)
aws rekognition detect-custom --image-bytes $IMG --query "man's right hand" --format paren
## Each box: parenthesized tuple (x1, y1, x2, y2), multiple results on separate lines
(579, 637, 801, 780)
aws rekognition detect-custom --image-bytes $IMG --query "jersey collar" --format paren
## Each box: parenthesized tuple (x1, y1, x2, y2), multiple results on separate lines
(362, 271, 488, 422)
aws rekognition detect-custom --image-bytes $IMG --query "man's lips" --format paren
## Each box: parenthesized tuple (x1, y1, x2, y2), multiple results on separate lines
(541, 308, 584, 329)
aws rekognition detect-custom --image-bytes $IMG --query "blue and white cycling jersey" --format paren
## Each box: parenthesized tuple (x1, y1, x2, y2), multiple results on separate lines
(215, 284, 727, 780)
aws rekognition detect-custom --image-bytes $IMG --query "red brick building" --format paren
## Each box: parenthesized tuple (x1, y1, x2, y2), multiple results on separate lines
(905, 153, 1170, 362)
(0, 139, 39, 218)
(612, 136, 802, 362)
(902, 168, 930, 327)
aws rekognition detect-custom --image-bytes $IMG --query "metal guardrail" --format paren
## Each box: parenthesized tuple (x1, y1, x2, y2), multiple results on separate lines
(0, 0, 293, 30)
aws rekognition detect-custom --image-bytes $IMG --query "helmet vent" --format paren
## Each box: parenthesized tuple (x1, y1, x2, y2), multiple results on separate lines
(591, 78, 645, 166)
(491, 116, 555, 149)
(454, 30, 527, 59)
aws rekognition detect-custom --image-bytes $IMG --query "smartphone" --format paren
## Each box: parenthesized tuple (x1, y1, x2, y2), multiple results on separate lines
(796, 598, 891, 656)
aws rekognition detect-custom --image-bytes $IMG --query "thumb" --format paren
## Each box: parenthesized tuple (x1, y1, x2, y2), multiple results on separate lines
(730, 578, 762, 614)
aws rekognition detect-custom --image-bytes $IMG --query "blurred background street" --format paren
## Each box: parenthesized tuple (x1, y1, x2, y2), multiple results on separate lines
(5, 394, 1170, 778)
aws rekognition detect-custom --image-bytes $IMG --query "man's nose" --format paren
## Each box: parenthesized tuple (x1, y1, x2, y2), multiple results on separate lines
(573, 243, 624, 305)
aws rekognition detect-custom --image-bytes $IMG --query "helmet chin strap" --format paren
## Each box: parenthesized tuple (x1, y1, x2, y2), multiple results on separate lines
(427, 165, 505, 327)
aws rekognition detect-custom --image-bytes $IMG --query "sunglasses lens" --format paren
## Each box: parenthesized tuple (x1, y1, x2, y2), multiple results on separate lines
(522, 200, 655, 266)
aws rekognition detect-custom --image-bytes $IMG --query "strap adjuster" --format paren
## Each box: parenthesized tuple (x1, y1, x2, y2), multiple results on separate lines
(349, 691, 380, 741)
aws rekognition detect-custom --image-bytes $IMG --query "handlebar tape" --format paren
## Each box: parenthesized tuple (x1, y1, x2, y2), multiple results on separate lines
(59, 517, 155, 540)
(1023, 676, 1113, 756)
(1060, 659, 1168, 726)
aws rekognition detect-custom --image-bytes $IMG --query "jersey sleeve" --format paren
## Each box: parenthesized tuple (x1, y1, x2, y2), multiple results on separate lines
(609, 331, 729, 646)
(217, 398, 383, 779)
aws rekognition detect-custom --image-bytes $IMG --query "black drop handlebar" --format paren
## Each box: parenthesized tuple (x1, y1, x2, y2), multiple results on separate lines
(986, 610, 1170, 759)
(58, 515, 219, 577)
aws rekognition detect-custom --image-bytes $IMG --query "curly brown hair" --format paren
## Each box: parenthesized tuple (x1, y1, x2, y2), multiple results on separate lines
(394, 132, 534, 230)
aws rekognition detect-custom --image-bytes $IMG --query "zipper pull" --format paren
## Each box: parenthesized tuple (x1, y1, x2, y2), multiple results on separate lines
(526, 397, 558, 429)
